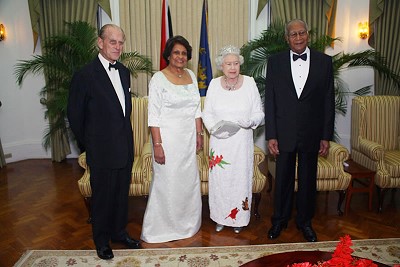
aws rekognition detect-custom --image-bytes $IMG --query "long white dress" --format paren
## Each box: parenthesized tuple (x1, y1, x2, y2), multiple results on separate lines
(141, 69, 202, 243)
(202, 76, 264, 227)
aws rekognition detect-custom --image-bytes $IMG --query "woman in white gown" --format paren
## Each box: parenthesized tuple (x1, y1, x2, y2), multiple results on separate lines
(141, 36, 203, 243)
(202, 45, 264, 234)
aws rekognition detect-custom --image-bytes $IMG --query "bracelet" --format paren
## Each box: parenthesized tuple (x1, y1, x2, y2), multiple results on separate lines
(153, 142, 162, 146)
(197, 131, 204, 136)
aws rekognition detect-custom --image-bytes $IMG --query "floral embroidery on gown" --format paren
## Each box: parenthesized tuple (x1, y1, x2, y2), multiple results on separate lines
(202, 76, 264, 227)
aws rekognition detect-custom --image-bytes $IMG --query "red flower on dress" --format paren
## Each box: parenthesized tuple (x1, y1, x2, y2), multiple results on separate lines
(225, 207, 240, 220)
(208, 149, 230, 170)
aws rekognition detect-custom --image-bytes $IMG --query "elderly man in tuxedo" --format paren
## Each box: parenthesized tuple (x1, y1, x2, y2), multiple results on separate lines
(68, 24, 140, 260)
(265, 19, 335, 242)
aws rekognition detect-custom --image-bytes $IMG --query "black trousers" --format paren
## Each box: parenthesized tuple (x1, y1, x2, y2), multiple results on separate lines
(271, 150, 318, 228)
(90, 164, 131, 247)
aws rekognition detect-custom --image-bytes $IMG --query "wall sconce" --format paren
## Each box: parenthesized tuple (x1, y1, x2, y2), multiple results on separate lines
(358, 22, 368, 39)
(0, 24, 5, 41)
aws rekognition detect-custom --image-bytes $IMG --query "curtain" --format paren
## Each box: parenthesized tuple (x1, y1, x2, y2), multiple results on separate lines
(119, 0, 248, 96)
(368, 0, 400, 95)
(257, 0, 269, 18)
(28, 0, 111, 51)
(27, 0, 111, 162)
(368, 0, 384, 48)
(270, 0, 337, 41)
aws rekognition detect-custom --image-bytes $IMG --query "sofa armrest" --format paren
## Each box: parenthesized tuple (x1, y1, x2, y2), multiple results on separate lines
(78, 152, 87, 170)
(140, 141, 153, 182)
(77, 152, 91, 198)
(326, 141, 349, 166)
(252, 145, 267, 193)
(359, 137, 384, 161)
(254, 145, 266, 166)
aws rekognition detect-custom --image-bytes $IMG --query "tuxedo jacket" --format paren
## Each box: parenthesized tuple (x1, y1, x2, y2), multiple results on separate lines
(68, 56, 134, 169)
(265, 48, 335, 153)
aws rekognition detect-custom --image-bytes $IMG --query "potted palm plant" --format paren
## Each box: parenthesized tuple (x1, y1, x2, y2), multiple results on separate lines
(241, 21, 400, 138)
(14, 21, 153, 155)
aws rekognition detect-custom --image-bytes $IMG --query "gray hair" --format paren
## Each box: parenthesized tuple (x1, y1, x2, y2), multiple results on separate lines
(215, 45, 244, 70)
(285, 19, 309, 36)
(99, 24, 126, 41)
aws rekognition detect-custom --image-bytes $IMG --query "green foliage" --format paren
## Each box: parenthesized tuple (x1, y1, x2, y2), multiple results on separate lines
(241, 22, 400, 141)
(14, 21, 153, 150)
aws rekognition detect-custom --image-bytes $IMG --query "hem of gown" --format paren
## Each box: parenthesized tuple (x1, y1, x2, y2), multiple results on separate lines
(210, 217, 250, 228)
(140, 232, 199, 244)
(140, 226, 201, 244)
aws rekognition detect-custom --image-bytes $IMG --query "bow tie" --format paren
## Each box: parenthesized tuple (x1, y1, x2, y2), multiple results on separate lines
(293, 53, 307, 61)
(108, 63, 119, 71)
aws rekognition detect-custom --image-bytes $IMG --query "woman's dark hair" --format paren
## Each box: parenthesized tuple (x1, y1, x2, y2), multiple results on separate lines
(162, 35, 192, 65)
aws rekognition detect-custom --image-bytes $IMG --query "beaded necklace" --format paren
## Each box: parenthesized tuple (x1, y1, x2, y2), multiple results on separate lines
(224, 76, 239, 90)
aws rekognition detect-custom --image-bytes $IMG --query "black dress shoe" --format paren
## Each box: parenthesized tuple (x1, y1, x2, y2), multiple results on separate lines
(298, 225, 317, 242)
(267, 223, 287, 239)
(96, 245, 114, 260)
(111, 236, 141, 249)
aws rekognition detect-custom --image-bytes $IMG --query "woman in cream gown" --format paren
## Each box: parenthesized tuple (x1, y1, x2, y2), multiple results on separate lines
(141, 36, 202, 243)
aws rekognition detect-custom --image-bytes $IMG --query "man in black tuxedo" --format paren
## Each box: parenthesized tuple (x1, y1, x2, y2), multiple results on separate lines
(265, 19, 335, 242)
(68, 24, 140, 260)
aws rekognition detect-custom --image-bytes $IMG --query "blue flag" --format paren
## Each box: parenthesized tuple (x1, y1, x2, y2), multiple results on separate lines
(197, 0, 212, 96)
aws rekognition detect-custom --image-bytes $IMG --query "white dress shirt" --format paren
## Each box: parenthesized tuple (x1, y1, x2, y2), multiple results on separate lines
(98, 54, 126, 116)
(290, 47, 310, 98)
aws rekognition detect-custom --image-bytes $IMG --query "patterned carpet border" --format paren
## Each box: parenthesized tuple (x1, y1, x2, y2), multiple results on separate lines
(14, 238, 400, 267)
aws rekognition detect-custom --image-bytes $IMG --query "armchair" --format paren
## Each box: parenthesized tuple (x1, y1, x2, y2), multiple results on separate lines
(267, 141, 351, 215)
(350, 96, 400, 212)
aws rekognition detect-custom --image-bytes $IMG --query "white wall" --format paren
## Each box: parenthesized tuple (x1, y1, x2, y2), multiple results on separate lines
(0, 0, 49, 162)
(0, 0, 372, 163)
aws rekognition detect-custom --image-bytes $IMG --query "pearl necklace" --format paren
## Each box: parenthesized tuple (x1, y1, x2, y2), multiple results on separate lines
(224, 76, 239, 91)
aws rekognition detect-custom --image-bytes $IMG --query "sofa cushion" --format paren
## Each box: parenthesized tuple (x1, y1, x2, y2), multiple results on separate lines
(386, 150, 400, 177)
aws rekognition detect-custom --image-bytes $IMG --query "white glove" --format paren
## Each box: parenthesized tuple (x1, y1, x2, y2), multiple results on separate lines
(213, 131, 230, 139)
(237, 118, 255, 129)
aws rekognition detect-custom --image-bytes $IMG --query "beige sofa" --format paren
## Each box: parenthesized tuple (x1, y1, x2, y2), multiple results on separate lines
(77, 96, 267, 222)
(267, 141, 351, 215)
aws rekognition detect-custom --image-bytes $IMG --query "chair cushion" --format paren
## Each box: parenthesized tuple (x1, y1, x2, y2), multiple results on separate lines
(268, 154, 347, 181)
(385, 150, 400, 177)
(316, 156, 343, 179)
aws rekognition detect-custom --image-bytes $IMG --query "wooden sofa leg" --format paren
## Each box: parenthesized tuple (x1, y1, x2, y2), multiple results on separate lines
(376, 186, 387, 213)
(83, 197, 92, 224)
(390, 188, 397, 203)
(336, 190, 345, 216)
(252, 193, 261, 219)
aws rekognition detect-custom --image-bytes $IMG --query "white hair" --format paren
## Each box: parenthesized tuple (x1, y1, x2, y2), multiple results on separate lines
(215, 45, 244, 70)
(285, 19, 309, 36)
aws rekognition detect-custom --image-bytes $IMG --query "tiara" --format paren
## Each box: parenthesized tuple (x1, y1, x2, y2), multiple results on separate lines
(218, 45, 240, 57)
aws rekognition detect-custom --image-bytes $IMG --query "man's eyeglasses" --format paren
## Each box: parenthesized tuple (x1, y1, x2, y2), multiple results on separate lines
(288, 30, 308, 39)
